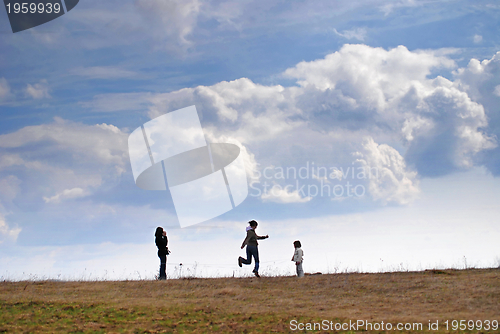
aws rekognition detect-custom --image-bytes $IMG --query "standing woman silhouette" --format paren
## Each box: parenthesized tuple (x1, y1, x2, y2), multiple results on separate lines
(155, 227, 169, 280)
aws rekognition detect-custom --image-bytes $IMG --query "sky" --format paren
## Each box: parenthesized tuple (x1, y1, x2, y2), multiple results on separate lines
(1, 0, 500, 280)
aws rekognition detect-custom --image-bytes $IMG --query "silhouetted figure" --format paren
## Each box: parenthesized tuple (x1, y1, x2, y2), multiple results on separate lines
(238, 220, 269, 277)
(155, 227, 169, 280)
(292, 240, 304, 277)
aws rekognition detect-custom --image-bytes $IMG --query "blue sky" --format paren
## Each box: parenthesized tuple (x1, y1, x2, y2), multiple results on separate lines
(1, 0, 500, 279)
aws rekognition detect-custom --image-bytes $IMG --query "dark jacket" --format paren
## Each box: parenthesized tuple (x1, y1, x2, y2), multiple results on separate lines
(156, 235, 168, 256)
(241, 229, 267, 248)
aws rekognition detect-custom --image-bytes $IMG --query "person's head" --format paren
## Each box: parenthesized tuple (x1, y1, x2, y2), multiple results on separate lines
(293, 240, 301, 248)
(155, 227, 164, 238)
(248, 220, 258, 229)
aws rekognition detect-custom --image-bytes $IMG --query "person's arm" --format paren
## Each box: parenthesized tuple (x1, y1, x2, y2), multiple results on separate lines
(256, 234, 269, 240)
(241, 232, 251, 249)
(164, 236, 170, 254)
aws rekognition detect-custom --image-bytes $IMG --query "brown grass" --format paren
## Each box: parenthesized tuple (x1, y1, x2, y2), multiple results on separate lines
(0, 268, 499, 333)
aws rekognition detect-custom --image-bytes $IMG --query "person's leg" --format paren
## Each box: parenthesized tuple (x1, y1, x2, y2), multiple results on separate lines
(241, 246, 252, 265)
(297, 262, 304, 277)
(251, 246, 260, 273)
(159, 253, 167, 280)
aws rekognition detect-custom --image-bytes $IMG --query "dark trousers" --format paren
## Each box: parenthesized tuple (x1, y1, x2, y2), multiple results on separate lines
(158, 252, 166, 280)
(241, 245, 259, 272)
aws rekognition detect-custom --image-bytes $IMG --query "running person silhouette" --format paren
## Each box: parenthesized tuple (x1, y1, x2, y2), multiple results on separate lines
(238, 220, 269, 277)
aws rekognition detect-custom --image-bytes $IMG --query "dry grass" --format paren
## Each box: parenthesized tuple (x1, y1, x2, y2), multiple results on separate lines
(0, 268, 499, 333)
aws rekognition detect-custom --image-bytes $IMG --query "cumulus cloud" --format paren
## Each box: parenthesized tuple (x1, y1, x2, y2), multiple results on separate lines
(403, 82, 496, 175)
(128, 44, 499, 204)
(355, 137, 419, 204)
(9, 44, 497, 214)
(453, 52, 500, 175)
(284, 44, 455, 110)
(25, 79, 51, 99)
(285, 44, 494, 176)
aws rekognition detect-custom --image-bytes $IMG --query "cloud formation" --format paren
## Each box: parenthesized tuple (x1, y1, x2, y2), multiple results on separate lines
(4, 45, 499, 229)
(0, 118, 128, 211)
(355, 137, 419, 204)
(135, 0, 201, 49)
(333, 28, 367, 41)
(0, 213, 21, 244)
(453, 52, 500, 174)
(129, 44, 495, 202)
(43, 187, 89, 204)
(0, 78, 12, 102)
(25, 80, 51, 99)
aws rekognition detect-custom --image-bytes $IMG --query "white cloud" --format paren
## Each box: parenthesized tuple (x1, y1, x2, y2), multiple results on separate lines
(284, 44, 455, 110)
(473, 34, 483, 44)
(0, 213, 21, 244)
(203, 130, 259, 182)
(452, 55, 500, 174)
(4, 44, 495, 213)
(135, 0, 201, 48)
(25, 79, 51, 99)
(402, 116, 433, 141)
(404, 82, 496, 172)
(0, 118, 129, 209)
(0, 154, 24, 170)
(0, 78, 12, 102)
(261, 185, 312, 204)
(58, 0, 201, 52)
(453, 56, 496, 100)
(43, 187, 89, 204)
(494, 85, 500, 97)
(0, 118, 127, 166)
(333, 28, 367, 41)
(284, 45, 494, 176)
(109, 44, 498, 203)
(355, 137, 419, 205)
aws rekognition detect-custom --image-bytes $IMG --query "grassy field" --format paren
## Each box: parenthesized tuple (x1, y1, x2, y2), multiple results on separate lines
(0, 268, 499, 333)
